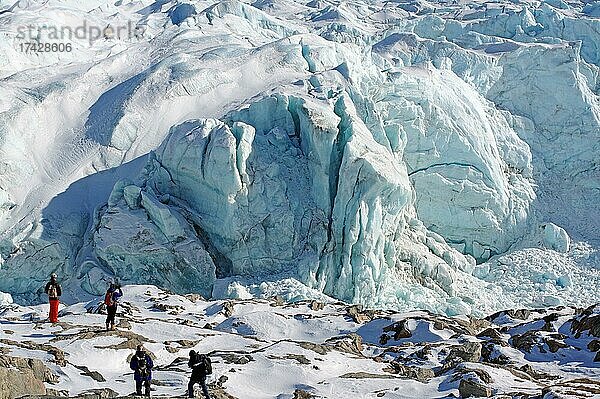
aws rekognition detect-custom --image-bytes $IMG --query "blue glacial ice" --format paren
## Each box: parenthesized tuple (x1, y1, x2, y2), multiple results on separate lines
(0, 0, 598, 315)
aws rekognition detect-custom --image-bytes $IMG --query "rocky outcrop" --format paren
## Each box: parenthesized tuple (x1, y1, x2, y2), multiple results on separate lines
(379, 320, 412, 344)
(0, 355, 57, 399)
(459, 378, 492, 398)
(571, 305, 600, 338)
(384, 362, 435, 382)
(445, 342, 482, 364)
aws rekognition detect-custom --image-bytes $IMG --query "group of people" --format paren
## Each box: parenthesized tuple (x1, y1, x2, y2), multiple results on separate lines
(43, 274, 212, 398)
(44, 273, 123, 331)
(129, 345, 212, 398)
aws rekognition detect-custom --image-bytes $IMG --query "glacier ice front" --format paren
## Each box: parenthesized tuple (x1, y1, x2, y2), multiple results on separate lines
(0, 0, 598, 315)
(88, 87, 505, 314)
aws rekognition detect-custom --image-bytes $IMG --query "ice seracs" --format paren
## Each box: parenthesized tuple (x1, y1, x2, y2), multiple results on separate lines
(0, 290, 12, 306)
(542, 223, 570, 253)
(372, 63, 535, 262)
(0, 0, 598, 314)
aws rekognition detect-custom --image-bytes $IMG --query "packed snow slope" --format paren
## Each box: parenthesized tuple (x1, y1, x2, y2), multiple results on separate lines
(0, 0, 599, 314)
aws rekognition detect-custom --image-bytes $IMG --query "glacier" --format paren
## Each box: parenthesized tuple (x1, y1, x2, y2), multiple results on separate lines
(0, 0, 598, 315)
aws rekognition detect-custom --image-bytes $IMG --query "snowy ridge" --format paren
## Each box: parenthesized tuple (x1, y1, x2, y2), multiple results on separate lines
(0, 0, 598, 314)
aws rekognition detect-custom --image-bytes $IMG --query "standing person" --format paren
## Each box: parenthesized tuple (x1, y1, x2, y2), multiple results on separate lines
(44, 273, 62, 323)
(105, 283, 123, 331)
(130, 345, 153, 397)
(187, 350, 212, 399)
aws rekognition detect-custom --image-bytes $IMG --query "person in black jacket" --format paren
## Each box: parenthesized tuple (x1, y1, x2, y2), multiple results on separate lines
(188, 350, 211, 399)
(44, 273, 62, 323)
(130, 345, 153, 397)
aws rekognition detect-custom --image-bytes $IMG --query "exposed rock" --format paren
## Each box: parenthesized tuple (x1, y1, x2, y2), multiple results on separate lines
(457, 317, 492, 336)
(72, 364, 106, 382)
(511, 331, 540, 353)
(326, 333, 364, 356)
(1, 355, 58, 384)
(445, 342, 482, 364)
(0, 289, 598, 399)
(45, 388, 70, 396)
(284, 354, 311, 365)
(268, 353, 311, 365)
(76, 388, 118, 399)
(588, 340, 600, 352)
(518, 364, 559, 381)
(452, 366, 494, 384)
(222, 301, 235, 318)
(309, 301, 325, 311)
(481, 342, 511, 365)
(571, 310, 600, 338)
(340, 372, 396, 379)
(459, 378, 492, 398)
(185, 293, 205, 302)
(206, 375, 239, 399)
(218, 353, 253, 365)
(414, 345, 432, 360)
(546, 338, 568, 353)
(346, 304, 373, 324)
(298, 342, 329, 355)
(0, 339, 66, 367)
(510, 329, 570, 355)
(380, 319, 412, 344)
(18, 390, 118, 399)
(292, 389, 315, 399)
(205, 385, 239, 399)
(152, 302, 185, 313)
(487, 309, 532, 322)
(477, 328, 504, 340)
(542, 313, 560, 332)
(384, 362, 435, 383)
(269, 295, 285, 306)
(542, 378, 600, 398)
(163, 339, 197, 349)
(0, 355, 55, 399)
(116, 319, 131, 330)
(87, 329, 156, 350)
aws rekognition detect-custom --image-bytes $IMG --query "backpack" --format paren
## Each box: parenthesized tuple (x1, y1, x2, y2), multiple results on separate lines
(137, 355, 149, 377)
(200, 354, 212, 375)
(104, 291, 114, 306)
(48, 284, 58, 298)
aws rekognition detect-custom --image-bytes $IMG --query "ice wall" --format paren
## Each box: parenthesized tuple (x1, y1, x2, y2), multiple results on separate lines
(92, 87, 479, 310)
(0, 0, 598, 312)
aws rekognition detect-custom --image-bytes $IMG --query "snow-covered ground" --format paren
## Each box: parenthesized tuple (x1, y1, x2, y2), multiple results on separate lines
(0, 286, 599, 398)
(0, 0, 599, 315)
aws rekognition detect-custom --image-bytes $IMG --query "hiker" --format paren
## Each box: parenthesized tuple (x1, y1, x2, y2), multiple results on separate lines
(188, 350, 212, 399)
(44, 273, 62, 323)
(130, 345, 153, 397)
(105, 282, 123, 331)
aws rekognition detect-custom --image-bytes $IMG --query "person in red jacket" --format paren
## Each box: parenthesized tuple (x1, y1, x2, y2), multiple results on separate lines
(44, 273, 62, 323)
